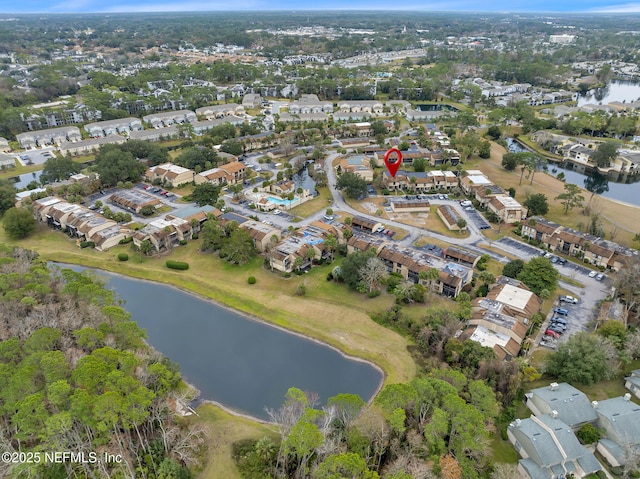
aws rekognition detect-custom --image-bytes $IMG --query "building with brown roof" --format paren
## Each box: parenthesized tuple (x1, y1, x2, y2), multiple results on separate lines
(485, 280, 542, 321)
(145, 162, 195, 187)
(437, 204, 465, 231)
(239, 220, 281, 252)
(520, 217, 562, 244)
(195, 161, 246, 186)
(110, 190, 161, 214)
(487, 195, 528, 224)
(389, 200, 431, 213)
(443, 246, 481, 268)
(350, 216, 383, 233)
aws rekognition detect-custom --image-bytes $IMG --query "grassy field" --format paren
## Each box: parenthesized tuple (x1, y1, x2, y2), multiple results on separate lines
(289, 186, 333, 218)
(192, 404, 277, 479)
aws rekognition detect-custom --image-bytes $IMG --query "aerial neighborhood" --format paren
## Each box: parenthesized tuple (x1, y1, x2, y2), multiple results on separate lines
(0, 10, 639, 479)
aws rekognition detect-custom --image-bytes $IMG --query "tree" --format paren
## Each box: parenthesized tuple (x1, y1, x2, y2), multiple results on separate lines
(555, 183, 584, 215)
(545, 332, 619, 384)
(337, 171, 368, 199)
(341, 250, 375, 290)
(501, 153, 520, 171)
(523, 193, 549, 216)
(40, 156, 80, 183)
(613, 255, 640, 323)
(191, 183, 221, 207)
(94, 146, 146, 186)
(502, 259, 525, 278)
(358, 257, 388, 293)
(221, 139, 244, 156)
(3, 207, 36, 239)
(326, 394, 365, 429)
(0, 178, 16, 216)
(175, 147, 218, 170)
(220, 227, 256, 264)
(517, 257, 559, 295)
(584, 171, 609, 205)
(591, 140, 619, 168)
(487, 125, 501, 140)
(314, 453, 380, 479)
(456, 218, 467, 231)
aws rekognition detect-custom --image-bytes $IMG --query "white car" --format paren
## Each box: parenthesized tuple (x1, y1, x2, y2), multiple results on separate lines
(273, 209, 281, 215)
(588, 270, 598, 278)
(560, 295, 578, 304)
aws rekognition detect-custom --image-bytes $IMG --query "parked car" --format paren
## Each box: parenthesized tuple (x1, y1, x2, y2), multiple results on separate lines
(588, 270, 598, 278)
(554, 308, 569, 316)
(549, 321, 567, 330)
(551, 316, 568, 325)
(545, 329, 560, 339)
(560, 295, 578, 304)
(540, 339, 557, 350)
(596, 273, 605, 281)
(548, 325, 565, 335)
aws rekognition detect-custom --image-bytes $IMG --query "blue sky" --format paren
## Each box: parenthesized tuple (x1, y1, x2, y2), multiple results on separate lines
(3, 0, 640, 14)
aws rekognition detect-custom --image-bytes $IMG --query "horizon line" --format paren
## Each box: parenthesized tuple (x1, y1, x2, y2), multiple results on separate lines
(2, 9, 640, 14)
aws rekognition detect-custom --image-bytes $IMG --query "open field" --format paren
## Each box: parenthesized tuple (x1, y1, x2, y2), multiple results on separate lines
(289, 186, 333, 218)
(192, 404, 277, 479)
(478, 142, 640, 248)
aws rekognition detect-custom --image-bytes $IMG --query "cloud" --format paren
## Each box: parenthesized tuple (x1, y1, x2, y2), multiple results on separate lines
(590, 2, 640, 11)
(100, 0, 261, 12)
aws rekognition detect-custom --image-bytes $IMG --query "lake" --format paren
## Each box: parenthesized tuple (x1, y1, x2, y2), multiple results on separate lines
(53, 264, 383, 421)
(577, 80, 640, 106)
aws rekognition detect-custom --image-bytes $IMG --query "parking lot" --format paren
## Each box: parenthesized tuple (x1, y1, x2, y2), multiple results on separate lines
(497, 236, 597, 277)
(464, 208, 492, 230)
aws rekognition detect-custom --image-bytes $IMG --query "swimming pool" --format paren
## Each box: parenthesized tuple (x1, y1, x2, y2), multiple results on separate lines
(268, 196, 293, 206)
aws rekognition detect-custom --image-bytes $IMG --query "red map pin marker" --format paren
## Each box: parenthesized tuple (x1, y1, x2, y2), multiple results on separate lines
(383, 147, 403, 178)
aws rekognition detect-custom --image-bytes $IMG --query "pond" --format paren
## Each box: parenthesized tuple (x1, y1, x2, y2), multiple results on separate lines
(11, 170, 43, 189)
(292, 164, 317, 194)
(577, 80, 640, 106)
(416, 103, 459, 112)
(53, 264, 383, 421)
(506, 138, 640, 207)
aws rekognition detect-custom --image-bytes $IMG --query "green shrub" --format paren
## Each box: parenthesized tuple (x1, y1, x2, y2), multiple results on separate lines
(119, 236, 133, 244)
(117, 253, 129, 262)
(247, 276, 257, 285)
(80, 241, 95, 249)
(191, 233, 199, 240)
(576, 424, 600, 445)
(179, 239, 188, 246)
(283, 272, 291, 278)
(166, 260, 189, 270)
(367, 290, 381, 298)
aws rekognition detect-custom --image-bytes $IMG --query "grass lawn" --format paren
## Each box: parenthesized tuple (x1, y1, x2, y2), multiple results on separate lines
(289, 186, 333, 218)
(192, 404, 277, 479)
(490, 435, 520, 465)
